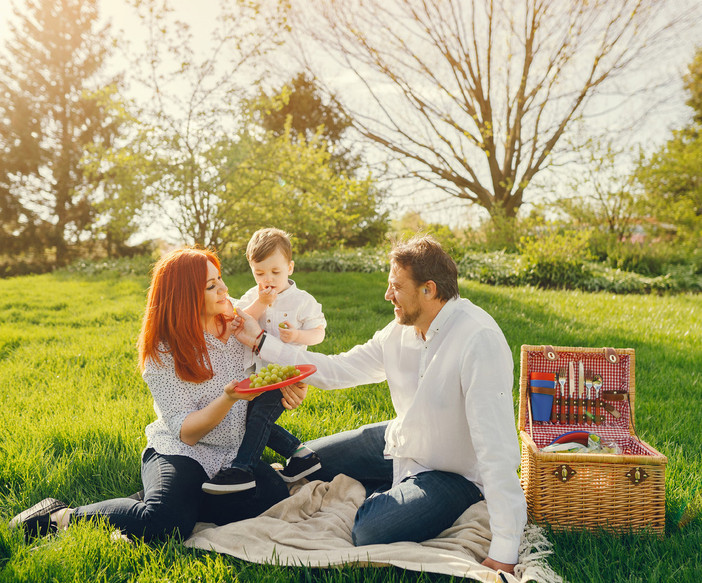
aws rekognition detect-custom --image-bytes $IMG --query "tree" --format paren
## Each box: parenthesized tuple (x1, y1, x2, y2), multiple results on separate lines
(390, 211, 464, 255)
(636, 48, 702, 248)
(0, 0, 123, 266)
(684, 47, 702, 125)
(121, 1, 387, 251)
(257, 73, 352, 146)
(636, 130, 702, 246)
(556, 138, 640, 240)
(215, 122, 387, 252)
(122, 0, 292, 249)
(252, 73, 362, 175)
(80, 90, 157, 257)
(290, 0, 699, 221)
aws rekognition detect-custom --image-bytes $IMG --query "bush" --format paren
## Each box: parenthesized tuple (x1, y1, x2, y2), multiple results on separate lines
(294, 247, 390, 273)
(0, 258, 55, 278)
(517, 229, 593, 289)
(61, 255, 156, 278)
(55, 243, 701, 295)
(457, 251, 522, 286)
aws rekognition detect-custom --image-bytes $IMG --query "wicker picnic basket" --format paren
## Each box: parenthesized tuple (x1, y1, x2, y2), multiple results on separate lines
(518, 345, 667, 534)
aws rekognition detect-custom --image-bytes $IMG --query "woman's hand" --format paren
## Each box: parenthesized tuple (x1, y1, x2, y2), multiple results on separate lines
(280, 382, 307, 410)
(223, 380, 263, 402)
(180, 380, 262, 446)
(230, 309, 263, 348)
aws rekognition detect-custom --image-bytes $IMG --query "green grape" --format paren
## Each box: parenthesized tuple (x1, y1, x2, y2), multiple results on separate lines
(246, 362, 306, 389)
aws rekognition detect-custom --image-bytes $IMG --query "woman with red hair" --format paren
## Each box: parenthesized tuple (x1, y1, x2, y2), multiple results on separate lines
(10, 247, 306, 541)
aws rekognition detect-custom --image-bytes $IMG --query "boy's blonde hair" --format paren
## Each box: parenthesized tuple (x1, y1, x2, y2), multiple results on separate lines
(246, 228, 293, 263)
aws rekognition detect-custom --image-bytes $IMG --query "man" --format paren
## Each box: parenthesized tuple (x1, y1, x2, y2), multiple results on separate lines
(233, 235, 527, 574)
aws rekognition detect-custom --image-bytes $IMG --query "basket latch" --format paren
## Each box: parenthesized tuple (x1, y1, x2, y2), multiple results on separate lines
(554, 464, 576, 483)
(604, 347, 619, 363)
(625, 467, 649, 485)
(542, 345, 559, 361)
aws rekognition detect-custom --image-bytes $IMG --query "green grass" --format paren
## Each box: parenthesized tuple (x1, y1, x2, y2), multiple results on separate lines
(0, 269, 700, 582)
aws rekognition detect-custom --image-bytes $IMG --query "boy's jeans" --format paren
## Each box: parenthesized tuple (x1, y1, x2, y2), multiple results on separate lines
(229, 388, 300, 472)
(306, 420, 484, 545)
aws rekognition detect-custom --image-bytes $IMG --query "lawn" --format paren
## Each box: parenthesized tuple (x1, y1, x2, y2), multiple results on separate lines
(0, 267, 700, 582)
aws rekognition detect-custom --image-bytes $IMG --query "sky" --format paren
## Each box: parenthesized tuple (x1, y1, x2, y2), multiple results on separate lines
(1, 0, 701, 235)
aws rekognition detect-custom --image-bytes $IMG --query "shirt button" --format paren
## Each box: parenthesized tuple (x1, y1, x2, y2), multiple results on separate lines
(266, 319, 271, 323)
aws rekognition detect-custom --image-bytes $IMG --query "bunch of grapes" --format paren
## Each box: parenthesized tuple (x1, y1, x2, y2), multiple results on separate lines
(248, 363, 301, 389)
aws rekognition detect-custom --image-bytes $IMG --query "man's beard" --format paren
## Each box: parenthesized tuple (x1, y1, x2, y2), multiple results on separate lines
(397, 304, 421, 326)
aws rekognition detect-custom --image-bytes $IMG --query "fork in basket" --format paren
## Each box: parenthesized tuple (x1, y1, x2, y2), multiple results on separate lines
(585, 370, 594, 425)
(558, 367, 567, 424)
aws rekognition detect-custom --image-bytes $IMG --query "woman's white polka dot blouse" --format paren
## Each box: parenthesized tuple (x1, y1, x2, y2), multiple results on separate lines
(142, 333, 250, 479)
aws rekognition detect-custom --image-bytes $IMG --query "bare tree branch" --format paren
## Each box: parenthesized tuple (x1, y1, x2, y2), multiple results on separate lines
(289, 0, 701, 218)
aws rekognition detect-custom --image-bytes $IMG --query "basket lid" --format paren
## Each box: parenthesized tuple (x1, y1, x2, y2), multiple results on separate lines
(518, 345, 636, 436)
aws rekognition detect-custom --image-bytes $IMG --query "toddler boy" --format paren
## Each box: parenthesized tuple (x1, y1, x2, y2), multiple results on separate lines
(202, 228, 325, 494)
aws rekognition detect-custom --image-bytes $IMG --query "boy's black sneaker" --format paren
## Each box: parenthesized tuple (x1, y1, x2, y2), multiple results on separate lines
(202, 468, 255, 494)
(280, 452, 322, 482)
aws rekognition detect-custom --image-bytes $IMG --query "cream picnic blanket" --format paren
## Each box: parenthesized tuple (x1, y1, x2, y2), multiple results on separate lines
(185, 474, 563, 583)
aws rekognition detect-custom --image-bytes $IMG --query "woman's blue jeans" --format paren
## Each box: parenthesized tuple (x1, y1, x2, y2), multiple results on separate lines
(306, 420, 484, 546)
(71, 447, 289, 541)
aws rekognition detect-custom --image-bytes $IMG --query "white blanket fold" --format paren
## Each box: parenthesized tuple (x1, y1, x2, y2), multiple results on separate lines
(185, 475, 562, 583)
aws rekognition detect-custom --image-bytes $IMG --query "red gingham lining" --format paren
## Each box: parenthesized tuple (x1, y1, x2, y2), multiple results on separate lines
(524, 350, 657, 457)
(527, 350, 631, 430)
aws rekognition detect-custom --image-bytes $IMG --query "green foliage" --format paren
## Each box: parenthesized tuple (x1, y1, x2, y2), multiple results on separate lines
(0, 0, 123, 266)
(220, 247, 391, 276)
(114, 0, 292, 249)
(554, 136, 640, 241)
(634, 48, 702, 253)
(389, 212, 467, 256)
(217, 123, 388, 253)
(517, 229, 593, 289)
(636, 127, 702, 249)
(457, 251, 522, 286)
(295, 247, 391, 273)
(60, 245, 702, 294)
(684, 47, 702, 125)
(80, 90, 157, 257)
(252, 72, 360, 177)
(480, 205, 520, 251)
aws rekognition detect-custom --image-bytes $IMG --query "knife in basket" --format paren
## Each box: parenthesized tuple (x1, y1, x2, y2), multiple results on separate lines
(578, 360, 584, 424)
(569, 361, 575, 424)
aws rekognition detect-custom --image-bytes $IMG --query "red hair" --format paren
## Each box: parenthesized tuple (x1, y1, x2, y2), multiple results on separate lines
(137, 247, 225, 383)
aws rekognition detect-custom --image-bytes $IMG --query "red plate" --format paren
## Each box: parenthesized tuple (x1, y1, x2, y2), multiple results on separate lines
(235, 364, 317, 393)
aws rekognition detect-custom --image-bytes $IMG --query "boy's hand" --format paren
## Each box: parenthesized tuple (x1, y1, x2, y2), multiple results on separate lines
(257, 285, 277, 307)
(278, 321, 299, 343)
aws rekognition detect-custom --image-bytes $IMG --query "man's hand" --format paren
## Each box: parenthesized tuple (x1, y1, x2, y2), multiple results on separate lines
(222, 299, 236, 320)
(481, 557, 516, 575)
(280, 382, 307, 410)
(231, 309, 263, 348)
